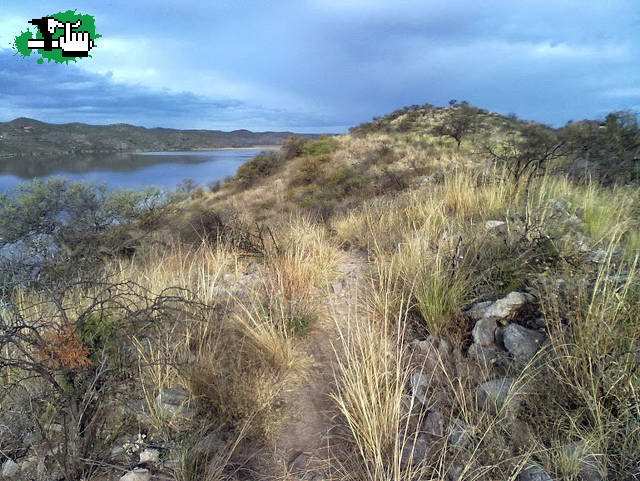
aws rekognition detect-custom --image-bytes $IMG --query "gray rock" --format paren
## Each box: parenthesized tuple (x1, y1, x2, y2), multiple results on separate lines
(485, 220, 507, 231)
(448, 418, 472, 449)
(472, 317, 498, 346)
(400, 434, 430, 466)
(157, 387, 189, 406)
(482, 292, 530, 319)
(410, 372, 430, 405)
(517, 463, 554, 481)
(477, 378, 520, 414)
(2, 459, 19, 478)
(410, 336, 450, 369)
(156, 387, 195, 419)
(139, 447, 160, 464)
(467, 301, 493, 320)
(467, 343, 502, 365)
(331, 281, 343, 294)
(120, 468, 152, 481)
(502, 324, 545, 359)
(423, 410, 445, 438)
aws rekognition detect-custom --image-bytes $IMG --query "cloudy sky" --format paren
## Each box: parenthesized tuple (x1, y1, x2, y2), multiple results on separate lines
(1, 0, 638, 132)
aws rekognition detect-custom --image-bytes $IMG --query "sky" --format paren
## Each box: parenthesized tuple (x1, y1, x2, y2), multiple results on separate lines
(0, 0, 639, 133)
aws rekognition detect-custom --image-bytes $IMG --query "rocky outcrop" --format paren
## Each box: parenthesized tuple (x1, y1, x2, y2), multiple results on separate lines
(467, 291, 545, 363)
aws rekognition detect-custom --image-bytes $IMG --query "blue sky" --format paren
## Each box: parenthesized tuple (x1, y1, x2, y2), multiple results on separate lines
(1, 0, 639, 132)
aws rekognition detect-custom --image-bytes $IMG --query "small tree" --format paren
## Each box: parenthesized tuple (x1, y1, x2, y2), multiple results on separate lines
(434, 102, 479, 148)
(560, 111, 640, 184)
(486, 125, 565, 185)
(281, 135, 309, 160)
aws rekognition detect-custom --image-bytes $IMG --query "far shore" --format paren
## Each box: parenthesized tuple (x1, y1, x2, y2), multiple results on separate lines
(179, 145, 282, 151)
(0, 145, 282, 159)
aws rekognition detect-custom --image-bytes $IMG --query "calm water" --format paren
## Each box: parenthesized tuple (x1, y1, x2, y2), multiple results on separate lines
(0, 148, 273, 192)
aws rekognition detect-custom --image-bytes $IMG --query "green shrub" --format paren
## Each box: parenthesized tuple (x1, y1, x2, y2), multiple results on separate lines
(302, 136, 338, 156)
(290, 155, 329, 186)
(0, 178, 172, 284)
(282, 135, 310, 160)
(234, 151, 283, 188)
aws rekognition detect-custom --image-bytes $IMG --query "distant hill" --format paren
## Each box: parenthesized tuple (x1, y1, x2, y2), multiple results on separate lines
(0, 118, 309, 157)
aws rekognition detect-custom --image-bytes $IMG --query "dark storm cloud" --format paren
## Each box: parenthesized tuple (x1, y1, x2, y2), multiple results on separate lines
(1, 0, 639, 130)
(0, 51, 331, 130)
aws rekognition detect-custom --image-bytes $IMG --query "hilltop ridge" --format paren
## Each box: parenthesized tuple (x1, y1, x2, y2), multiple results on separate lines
(0, 117, 314, 157)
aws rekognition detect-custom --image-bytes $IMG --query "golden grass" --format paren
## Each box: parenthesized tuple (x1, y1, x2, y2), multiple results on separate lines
(331, 300, 416, 481)
(116, 240, 239, 306)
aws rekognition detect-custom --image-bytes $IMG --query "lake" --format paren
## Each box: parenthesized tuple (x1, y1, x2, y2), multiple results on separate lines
(0, 148, 276, 193)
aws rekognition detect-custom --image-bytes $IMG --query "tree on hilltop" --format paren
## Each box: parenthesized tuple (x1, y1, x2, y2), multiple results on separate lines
(434, 101, 479, 148)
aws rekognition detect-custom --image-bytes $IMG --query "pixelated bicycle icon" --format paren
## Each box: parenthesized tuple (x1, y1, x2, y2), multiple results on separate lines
(27, 17, 94, 57)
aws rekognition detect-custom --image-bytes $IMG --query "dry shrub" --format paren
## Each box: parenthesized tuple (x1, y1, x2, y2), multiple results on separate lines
(39, 324, 91, 370)
(187, 321, 287, 441)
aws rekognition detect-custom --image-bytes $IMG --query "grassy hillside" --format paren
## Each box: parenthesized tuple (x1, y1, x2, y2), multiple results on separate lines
(0, 103, 639, 481)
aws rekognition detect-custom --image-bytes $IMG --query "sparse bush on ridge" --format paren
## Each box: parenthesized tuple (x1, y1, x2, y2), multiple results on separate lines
(432, 101, 480, 148)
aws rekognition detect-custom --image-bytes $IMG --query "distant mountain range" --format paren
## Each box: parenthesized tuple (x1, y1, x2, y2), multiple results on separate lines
(0, 118, 308, 157)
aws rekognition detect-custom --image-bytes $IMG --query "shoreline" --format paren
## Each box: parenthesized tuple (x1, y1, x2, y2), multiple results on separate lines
(0, 145, 282, 159)
(169, 145, 282, 151)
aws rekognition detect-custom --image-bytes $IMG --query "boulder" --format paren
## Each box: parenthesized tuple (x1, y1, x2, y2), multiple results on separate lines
(422, 410, 445, 438)
(517, 463, 554, 481)
(485, 220, 507, 231)
(2, 459, 19, 478)
(156, 387, 195, 419)
(120, 468, 152, 481)
(400, 434, 430, 466)
(562, 442, 603, 481)
(482, 292, 530, 319)
(471, 317, 498, 346)
(410, 372, 430, 405)
(139, 447, 161, 464)
(157, 387, 189, 406)
(502, 324, 545, 359)
(448, 418, 472, 449)
(410, 336, 451, 370)
(467, 301, 493, 321)
(477, 378, 520, 414)
(467, 343, 501, 365)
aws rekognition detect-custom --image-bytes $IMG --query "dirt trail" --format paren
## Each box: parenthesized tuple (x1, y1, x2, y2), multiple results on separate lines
(274, 249, 368, 479)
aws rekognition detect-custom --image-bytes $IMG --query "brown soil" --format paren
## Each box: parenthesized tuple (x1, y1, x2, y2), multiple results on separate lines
(273, 249, 369, 480)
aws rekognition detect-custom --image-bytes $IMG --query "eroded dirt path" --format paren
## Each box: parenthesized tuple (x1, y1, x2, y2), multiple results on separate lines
(274, 249, 369, 480)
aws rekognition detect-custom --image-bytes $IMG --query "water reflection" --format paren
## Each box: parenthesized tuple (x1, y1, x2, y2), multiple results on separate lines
(0, 149, 273, 192)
